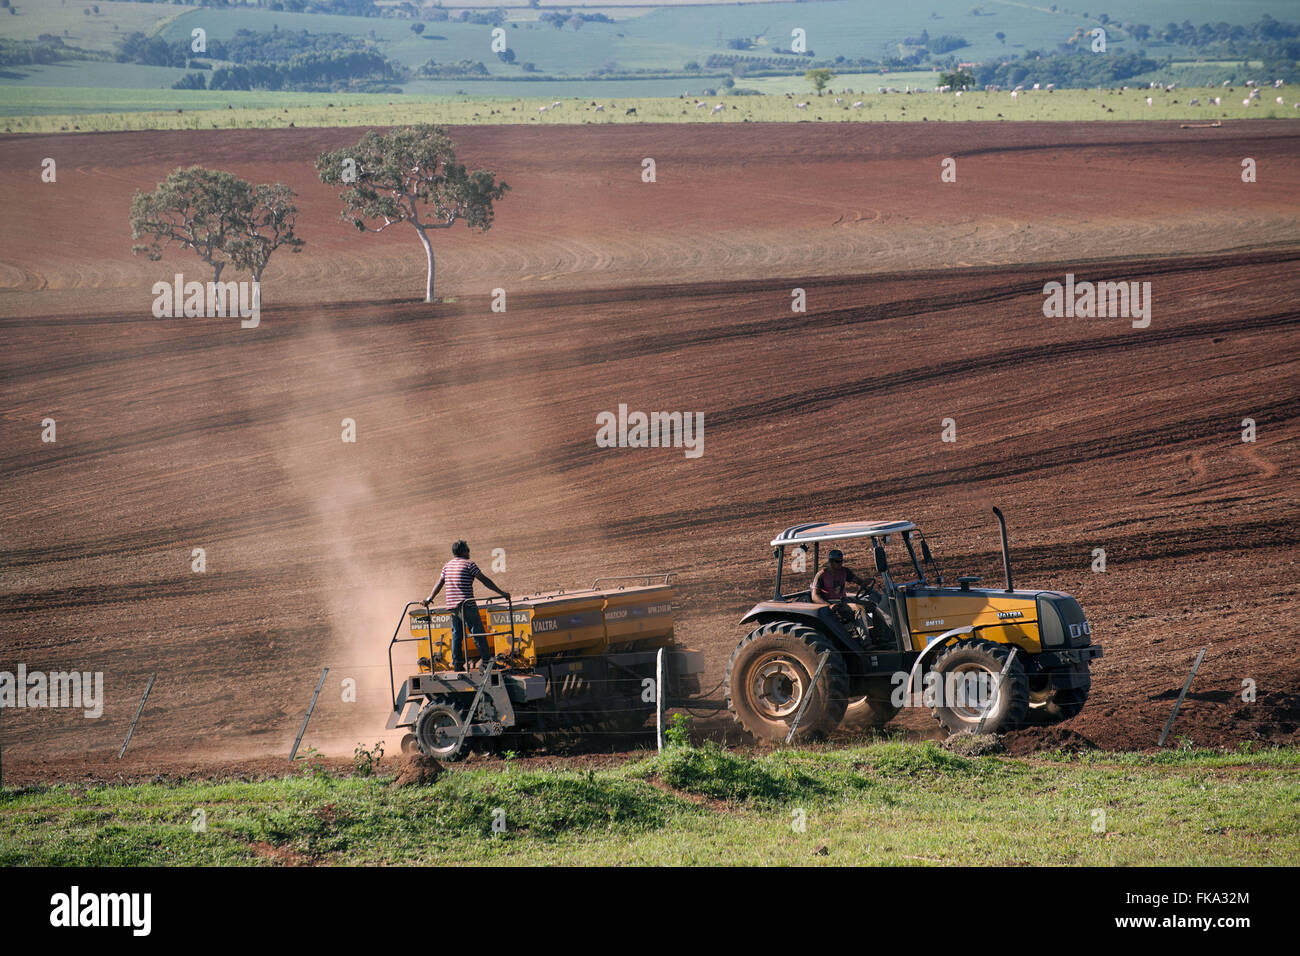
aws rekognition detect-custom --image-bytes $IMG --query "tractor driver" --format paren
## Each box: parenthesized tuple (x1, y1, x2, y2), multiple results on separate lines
(810, 549, 872, 634)
(424, 540, 511, 671)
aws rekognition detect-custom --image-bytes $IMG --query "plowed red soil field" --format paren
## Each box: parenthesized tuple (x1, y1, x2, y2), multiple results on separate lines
(2, 121, 1297, 784)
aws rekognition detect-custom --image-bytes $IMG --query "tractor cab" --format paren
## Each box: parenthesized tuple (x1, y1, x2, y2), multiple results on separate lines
(759, 519, 941, 651)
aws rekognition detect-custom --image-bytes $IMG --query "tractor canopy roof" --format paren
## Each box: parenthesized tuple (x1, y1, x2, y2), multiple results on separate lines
(771, 520, 917, 547)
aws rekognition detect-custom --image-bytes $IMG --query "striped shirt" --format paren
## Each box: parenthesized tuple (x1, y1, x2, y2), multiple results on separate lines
(442, 558, 480, 606)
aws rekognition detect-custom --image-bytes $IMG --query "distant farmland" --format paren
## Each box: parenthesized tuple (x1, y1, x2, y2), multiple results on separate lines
(5, 86, 1297, 135)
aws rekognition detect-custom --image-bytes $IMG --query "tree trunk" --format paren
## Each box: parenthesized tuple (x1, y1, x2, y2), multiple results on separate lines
(212, 260, 224, 283)
(415, 224, 435, 303)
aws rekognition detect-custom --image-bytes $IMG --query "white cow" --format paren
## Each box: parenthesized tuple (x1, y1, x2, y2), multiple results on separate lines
(711, 103, 724, 114)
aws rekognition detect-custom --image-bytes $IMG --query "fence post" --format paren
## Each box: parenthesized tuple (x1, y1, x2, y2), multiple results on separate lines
(1158, 646, 1207, 747)
(655, 647, 665, 752)
(119, 672, 157, 760)
(975, 648, 1019, 735)
(290, 667, 330, 762)
(785, 650, 830, 745)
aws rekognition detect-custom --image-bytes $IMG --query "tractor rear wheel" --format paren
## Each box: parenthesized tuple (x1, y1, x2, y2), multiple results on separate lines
(840, 677, 901, 732)
(414, 698, 469, 761)
(1029, 662, 1091, 722)
(930, 638, 1029, 735)
(726, 621, 849, 743)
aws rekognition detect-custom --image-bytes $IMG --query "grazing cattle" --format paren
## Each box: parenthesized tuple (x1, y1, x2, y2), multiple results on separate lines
(1146, 97, 1153, 105)
(595, 105, 604, 112)
(796, 102, 809, 109)
(711, 103, 724, 114)
(625, 107, 637, 115)
(851, 101, 864, 108)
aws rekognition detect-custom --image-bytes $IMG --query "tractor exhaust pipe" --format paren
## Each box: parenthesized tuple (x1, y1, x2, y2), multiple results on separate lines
(992, 507, 1013, 592)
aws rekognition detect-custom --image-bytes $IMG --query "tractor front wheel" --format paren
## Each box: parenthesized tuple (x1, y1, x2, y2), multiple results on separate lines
(1028, 662, 1091, 722)
(930, 638, 1029, 735)
(726, 622, 848, 743)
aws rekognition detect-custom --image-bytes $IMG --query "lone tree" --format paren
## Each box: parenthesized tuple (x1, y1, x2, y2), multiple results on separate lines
(806, 67, 835, 95)
(224, 183, 304, 283)
(130, 167, 246, 282)
(130, 167, 302, 283)
(316, 125, 508, 303)
(940, 68, 975, 90)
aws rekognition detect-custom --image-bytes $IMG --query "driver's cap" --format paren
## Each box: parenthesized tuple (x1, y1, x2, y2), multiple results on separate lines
(827, 549, 844, 562)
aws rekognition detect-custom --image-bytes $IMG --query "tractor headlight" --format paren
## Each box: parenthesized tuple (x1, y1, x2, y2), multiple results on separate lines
(1039, 596, 1089, 648)
(1037, 597, 1066, 647)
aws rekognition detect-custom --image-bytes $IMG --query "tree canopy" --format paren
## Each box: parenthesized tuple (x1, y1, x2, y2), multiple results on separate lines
(316, 125, 508, 303)
(130, 166, 302, 284)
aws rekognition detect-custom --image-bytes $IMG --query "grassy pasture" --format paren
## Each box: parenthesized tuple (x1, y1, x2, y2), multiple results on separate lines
(4, 85, 1296, 133)
(3, 742, 1296, 866)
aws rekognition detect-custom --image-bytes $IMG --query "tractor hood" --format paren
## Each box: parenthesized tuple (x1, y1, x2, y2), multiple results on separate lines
(907, 585, 1092, 650)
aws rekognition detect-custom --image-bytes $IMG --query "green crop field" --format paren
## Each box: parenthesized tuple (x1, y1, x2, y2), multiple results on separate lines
(3, 742, 1297, 866)
(148, 0, 1300, 77)
(4, 85, 1296, 134)
(0, 1, 192, 52)
(3, 0, 1297, 98)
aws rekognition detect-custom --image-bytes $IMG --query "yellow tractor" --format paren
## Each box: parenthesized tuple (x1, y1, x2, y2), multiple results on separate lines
(726, 508, 1101, 741)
